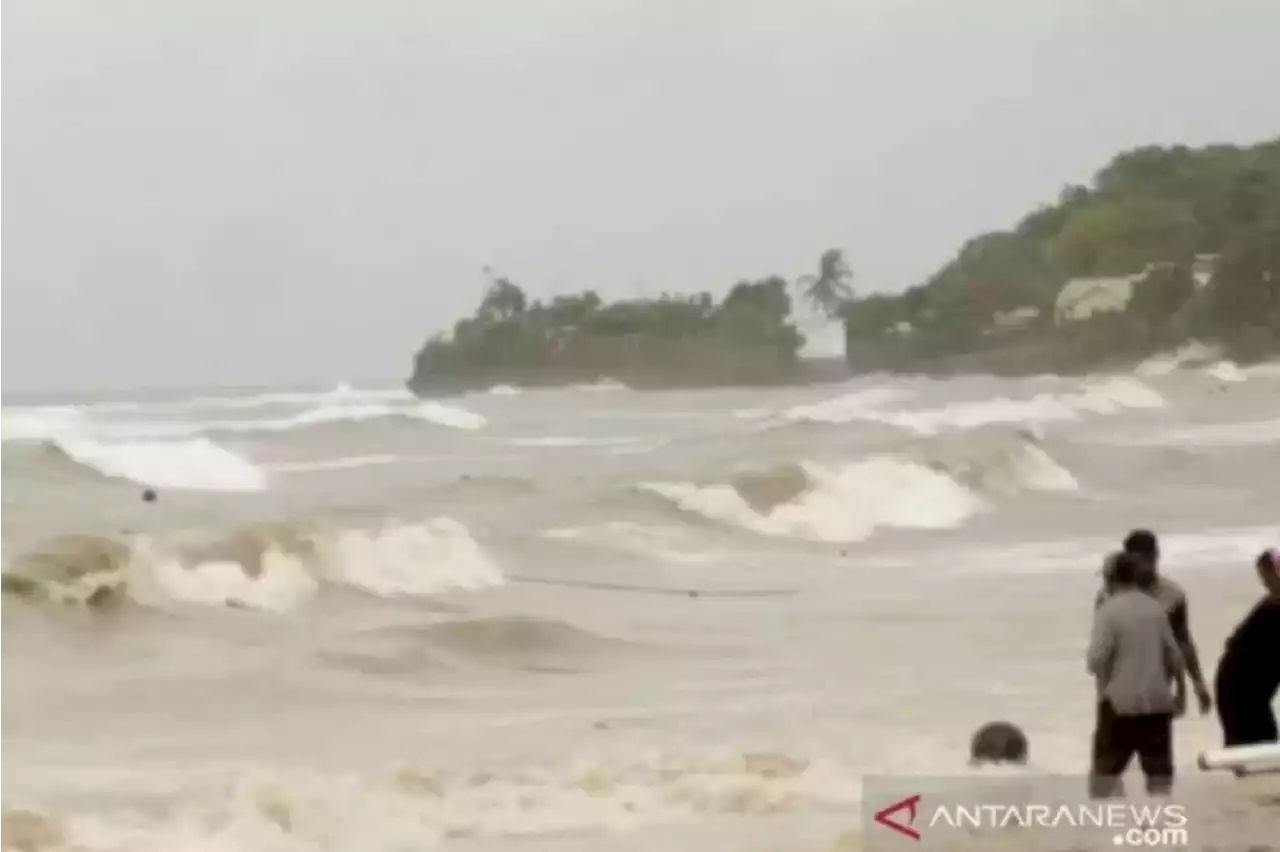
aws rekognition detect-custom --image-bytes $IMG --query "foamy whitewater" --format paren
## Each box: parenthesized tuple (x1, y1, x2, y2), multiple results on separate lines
(3, 362, 1279, 851)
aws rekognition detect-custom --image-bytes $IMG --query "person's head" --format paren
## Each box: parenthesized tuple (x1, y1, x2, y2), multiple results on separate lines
(1122, 529, 1160, 573)
(969, 721, 1028, 766)
(1256, 548, 1280, 597)
(1106, 551, 1149, 591)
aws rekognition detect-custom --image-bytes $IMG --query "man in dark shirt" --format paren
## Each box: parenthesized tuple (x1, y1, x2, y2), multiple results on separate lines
(1214, 548, 1280, 747)
(1097, 529, 1212, 717)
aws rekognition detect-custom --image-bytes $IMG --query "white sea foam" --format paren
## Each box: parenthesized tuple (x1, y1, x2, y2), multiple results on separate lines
(316, 517, 503, 597)
(130, 537, 320, 612)
(1203, 360, 1248, 383)
(1013, 444, 1080, 492)
(9, 751, 858, 852)
(774, 377, 1165, 434)
(210, 400, 486, 434)
(642, 457, 983, 543)
(1135, 340, 1222, 376)
(58, 437, 268, 492)
(1, 406, 86, 442)
(13, 517, 503, 612)
(126, 383, 410, 412)
(757, 386, 909, 425)
(1, 396, 485, 444)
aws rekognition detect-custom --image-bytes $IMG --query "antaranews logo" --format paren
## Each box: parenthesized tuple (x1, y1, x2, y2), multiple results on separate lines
(873, 794, 923, 840)
(870, 788, 1187, 844)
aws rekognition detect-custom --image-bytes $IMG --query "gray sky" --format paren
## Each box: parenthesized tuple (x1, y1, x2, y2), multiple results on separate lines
(3, 0, 1278, 393)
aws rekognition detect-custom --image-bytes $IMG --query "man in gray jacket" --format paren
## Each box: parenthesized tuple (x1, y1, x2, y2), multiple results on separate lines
(1088, 551, 1185, 798)
(1095, 529, 1211, 717)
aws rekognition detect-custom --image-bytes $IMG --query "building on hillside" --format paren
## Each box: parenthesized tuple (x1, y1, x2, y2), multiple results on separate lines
(1053, 255, 1219, 327)
(1053, 272, 1145, 325)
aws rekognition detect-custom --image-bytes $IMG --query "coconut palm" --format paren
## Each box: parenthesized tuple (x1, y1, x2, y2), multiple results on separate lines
(798, 248, 855, 317)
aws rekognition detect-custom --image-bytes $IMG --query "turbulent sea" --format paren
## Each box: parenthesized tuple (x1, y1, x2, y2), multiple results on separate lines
(3, 349, 1279, 851)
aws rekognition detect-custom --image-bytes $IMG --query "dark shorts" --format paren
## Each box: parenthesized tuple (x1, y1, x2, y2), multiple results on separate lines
(1090, 700, 1173, 797)
(1215, 663, 1280, 747)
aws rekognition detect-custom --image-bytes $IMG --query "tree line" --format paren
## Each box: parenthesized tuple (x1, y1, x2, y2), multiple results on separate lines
(410, 138, 1279, 390)
(408, 251, 854, 391)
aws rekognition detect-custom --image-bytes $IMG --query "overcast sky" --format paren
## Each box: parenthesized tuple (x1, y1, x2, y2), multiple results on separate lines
(3, 0, 1277, 393)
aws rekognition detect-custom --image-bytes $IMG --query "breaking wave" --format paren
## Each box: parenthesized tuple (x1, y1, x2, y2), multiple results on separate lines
(13, 382, 410, 416)
(52, 437, 268, 492)
(1, 397, 486, 445)
(1135, 340, 1223, 376)
(2, 516, 501, 612)
(200, 400, 488, 434)
(637, 433, 1075, 543)
(770, 377, 1165, 434)
(0, 750, 853, 851)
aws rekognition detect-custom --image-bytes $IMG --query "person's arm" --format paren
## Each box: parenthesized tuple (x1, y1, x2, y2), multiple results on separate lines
(1168, 599, 1211, 712)
(1087, 606, 1116, 679)
(1161, 618, 1187, 713)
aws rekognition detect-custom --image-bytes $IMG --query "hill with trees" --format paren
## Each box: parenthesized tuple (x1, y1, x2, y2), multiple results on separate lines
(408, 139, 1279, 392)
(840, 138, 1280, 373)
(407, 264, 844, 394)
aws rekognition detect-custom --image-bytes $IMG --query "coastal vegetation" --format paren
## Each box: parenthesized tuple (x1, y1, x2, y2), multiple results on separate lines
(409, 266, 829, 392)
(409, 138, 1279, 391)
(839, 138, 1280, 371)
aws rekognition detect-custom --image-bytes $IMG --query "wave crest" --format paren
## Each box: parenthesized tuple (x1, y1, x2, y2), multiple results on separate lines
(640, 458, 981, 543)
(55, 437, 268, 492)
(1, 396, 485, 447)
(2, 517, 502, 612)
(2, 749, 854, 850)
(770, 377, 1164, 434)
(637, 432, 1075, 543)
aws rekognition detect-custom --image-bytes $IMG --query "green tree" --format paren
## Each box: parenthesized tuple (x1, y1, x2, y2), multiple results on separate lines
(408, 270, 806, 392)
(841, 293, 907, 340)
(1048, 198, 1199, 277)
(1126, 263, 1196, 346)
(926, 231, 1060, 316)
(477, 267, 528, 320)
(798, 248, 854, 317)
(1203, 220, 1280, 342)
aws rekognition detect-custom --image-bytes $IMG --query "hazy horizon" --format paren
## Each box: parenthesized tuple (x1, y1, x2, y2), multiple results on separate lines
(4, 0, 1279, 394)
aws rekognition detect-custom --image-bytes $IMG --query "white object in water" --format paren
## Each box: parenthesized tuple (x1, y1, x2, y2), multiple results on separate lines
(1197, 743, 1280, 776)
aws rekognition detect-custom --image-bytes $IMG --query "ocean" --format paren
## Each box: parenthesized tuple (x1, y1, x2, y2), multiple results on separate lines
(3, 348, 1279, 851)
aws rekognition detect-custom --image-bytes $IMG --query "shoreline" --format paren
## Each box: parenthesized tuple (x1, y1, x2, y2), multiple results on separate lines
(406, 342, 1275, 397)
(406, 358, 855, 396)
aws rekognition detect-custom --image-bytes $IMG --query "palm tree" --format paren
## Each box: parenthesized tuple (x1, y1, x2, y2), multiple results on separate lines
(798, 248, 854, 317)
(478, 266, 527, 320)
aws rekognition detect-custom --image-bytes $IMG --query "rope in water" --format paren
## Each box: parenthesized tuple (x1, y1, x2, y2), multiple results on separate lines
(509, 575, 796, 598)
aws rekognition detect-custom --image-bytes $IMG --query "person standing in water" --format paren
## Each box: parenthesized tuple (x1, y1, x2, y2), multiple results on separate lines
(1088, 552, 1184, 798)
(1213, 548, 1280, 747)
(1097, 529, 1212, 717)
